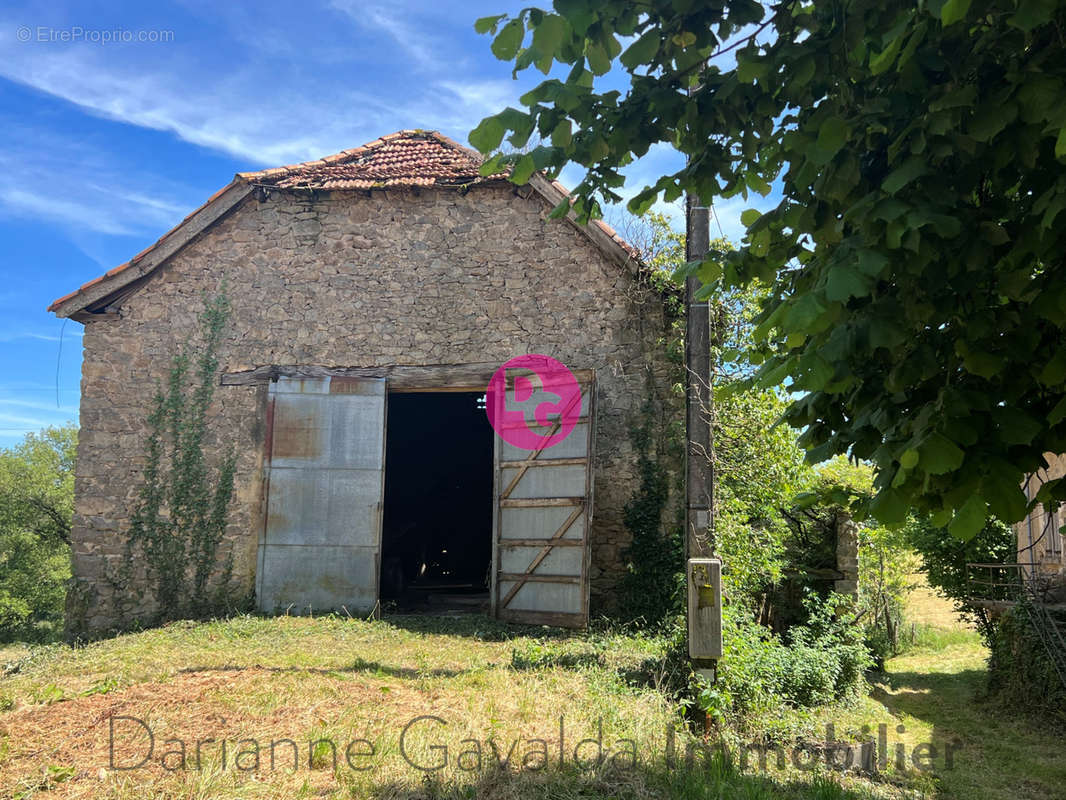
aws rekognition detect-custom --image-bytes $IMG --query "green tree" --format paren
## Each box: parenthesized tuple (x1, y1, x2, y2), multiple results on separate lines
(0, 425, 76, 641)
(905, 514, 1016, 643)
(471, 0, 1066, 539)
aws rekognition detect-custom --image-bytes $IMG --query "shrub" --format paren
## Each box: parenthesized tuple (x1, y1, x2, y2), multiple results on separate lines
(986, 605, 1066, 722)
(701, 594, 872, 720)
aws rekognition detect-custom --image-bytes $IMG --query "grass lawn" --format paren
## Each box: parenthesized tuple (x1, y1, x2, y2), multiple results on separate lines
(864, 575, 1066, 800)
(0, 583, 1062, 799)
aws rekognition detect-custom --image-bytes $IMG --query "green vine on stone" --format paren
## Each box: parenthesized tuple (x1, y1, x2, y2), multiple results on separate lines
(620, 373, 685, 625)
(127, 288, 237, 621)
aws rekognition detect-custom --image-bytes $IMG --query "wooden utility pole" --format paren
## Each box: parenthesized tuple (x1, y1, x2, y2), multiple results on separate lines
(684, 192, 713, 559)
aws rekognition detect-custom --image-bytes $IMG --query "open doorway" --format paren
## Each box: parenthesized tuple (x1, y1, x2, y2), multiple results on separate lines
(380, 391, 494, 614)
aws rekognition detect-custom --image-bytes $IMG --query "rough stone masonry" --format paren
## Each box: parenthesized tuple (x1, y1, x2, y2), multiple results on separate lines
(56, 156, 681, 637)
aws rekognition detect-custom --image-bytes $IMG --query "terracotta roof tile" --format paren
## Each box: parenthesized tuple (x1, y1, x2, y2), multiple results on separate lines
(239, 130, 506, 190)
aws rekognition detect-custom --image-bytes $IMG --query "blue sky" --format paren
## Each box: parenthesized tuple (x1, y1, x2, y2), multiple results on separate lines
(0, 0, 776, 446)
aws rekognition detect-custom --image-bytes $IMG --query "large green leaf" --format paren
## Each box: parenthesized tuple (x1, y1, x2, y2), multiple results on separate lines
(941, 0, 972, 26)
(882, 157, 928, 194)
(983, 475, 1028, 523)
(532, 14, 570, 60)
(737, 53, 768, 84)
(825, 265, 870, 302)
(475, 15, 505, 34)
(468, 117, 506, 153)
(1039, 349, 1066, 386)
(740, 208, 762, 226)
(948, 495, 986, 541)
(1008, 0, 1056, 32)
(586, 41, 611, 75)
(1049, 395, 1066, 426)
(492, 19, 525, 60)
(995, 408, 1043, 445)
(813, 116, 850, 164)
(620, 29, 661, 69)
(870, 487, 909, 524)
(510, 154, 537, 185)
(919, 433, 965, 475)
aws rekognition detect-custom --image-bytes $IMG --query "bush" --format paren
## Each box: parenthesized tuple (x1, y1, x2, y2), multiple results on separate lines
(986, 605, 1066, 722)
(700, 594, 872, 720)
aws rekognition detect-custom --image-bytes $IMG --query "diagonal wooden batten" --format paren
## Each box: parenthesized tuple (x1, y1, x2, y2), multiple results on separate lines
(499, 501, 585, 609)
(499, 386, 588, 501)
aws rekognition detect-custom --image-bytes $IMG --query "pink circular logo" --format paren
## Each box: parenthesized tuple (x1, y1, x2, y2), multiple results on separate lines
(486, 355, 582, 451)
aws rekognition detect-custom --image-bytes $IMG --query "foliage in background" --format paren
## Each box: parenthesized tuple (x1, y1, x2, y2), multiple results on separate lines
(904, 514, 1016, 644)
(125, 291, 237, 623)
(858, 522, 920, 664)
(619, 213, 918, 669)
(714, 387, 809, 608)
(614, 215, 889, 720)
(0, 425, 76, 642)
(471, 0, 1066, 541)
(807, 459, 921, 662)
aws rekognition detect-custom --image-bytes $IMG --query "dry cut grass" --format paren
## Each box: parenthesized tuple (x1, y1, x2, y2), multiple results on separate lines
(0, 614, 905, 800)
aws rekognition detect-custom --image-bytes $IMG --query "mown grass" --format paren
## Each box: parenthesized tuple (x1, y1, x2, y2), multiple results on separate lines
(1, 614, 903, 800)
(864, 576, 1066, 800)
(0, 590, 1063, 800)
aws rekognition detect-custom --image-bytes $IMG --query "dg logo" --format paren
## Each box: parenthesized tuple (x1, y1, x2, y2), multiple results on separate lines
(485, 355, 582, 450)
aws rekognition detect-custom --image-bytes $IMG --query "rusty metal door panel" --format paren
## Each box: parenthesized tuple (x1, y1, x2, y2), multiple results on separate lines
(257, 376, 386, 615)
(259, 544, 379, 615)
(264, 468, 382, 547)
(492, 377, 595, 629)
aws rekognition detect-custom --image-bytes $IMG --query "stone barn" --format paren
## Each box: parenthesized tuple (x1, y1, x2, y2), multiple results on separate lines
(49, 130, 679, 637)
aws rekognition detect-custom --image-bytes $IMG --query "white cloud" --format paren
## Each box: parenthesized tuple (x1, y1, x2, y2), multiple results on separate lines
(0, 328, 78, 343)
(0, 395, 78, 414)
(330, 1, 443, 71)
(0, 408, 74, 428)
(0, 21, 530, 169)
(0, 186, 135, 235)
(0, 120, 202, 236)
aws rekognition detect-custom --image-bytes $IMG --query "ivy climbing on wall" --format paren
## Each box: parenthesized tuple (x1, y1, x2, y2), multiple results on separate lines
(126, 289, 237, 622)
(620, 371, 686, 625)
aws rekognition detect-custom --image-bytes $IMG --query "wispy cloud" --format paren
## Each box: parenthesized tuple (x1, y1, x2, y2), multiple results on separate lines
(0, 409, 74, 428)
(0, 327, 80, 343)
(0, 9, 528, 167)
(330, 1, 444, 71)
(0, 111, 203, 237)
(0, 186, 137, 235)
(0, 395, 78, 414)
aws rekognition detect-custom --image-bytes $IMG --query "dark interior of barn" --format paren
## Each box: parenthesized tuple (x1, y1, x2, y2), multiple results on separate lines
(380, 391, 494, 613)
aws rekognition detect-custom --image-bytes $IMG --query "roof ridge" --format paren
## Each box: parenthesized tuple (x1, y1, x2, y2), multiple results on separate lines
(237, 129, 481, 184)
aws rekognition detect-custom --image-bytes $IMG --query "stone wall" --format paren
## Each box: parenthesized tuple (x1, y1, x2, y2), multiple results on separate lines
(1017, 454, 1066, 583)
(67, 184, 679, 636)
